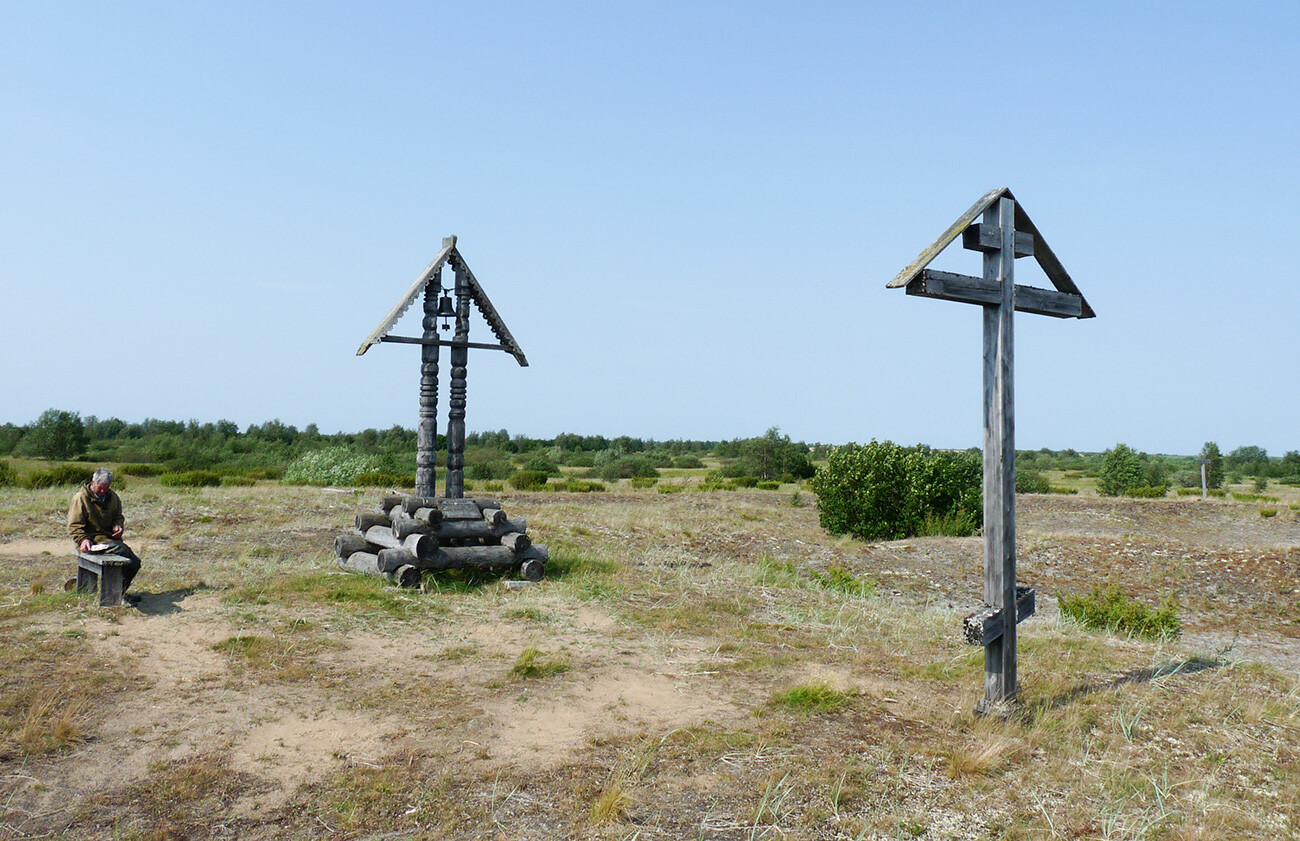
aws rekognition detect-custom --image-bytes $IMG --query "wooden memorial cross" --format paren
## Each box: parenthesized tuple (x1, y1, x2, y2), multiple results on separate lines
(358, 236, 528, 499)
(887, 188, 1094, 712)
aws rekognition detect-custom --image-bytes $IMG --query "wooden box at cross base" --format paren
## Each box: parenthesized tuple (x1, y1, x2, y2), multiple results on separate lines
(335, 493, 548, 586)
(886, 188, 1094, 713)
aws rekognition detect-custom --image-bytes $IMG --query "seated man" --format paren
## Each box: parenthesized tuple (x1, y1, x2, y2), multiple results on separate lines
(68, 467, 143, 604)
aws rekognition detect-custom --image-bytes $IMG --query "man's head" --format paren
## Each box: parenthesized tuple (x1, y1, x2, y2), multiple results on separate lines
(90, 467, 113, 496)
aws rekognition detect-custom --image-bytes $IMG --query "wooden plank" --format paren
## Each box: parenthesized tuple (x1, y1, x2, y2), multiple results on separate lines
(378, 336, 518, 353)
(963, 587, 1037, 646)
(356, 236, 457, 356)
(437, 498, 482, 520)
(906, 270, 1085, 319)
(887, 188, 1004, 289)
(448, 248, 529, 367)
(962, 224, 1034, 258)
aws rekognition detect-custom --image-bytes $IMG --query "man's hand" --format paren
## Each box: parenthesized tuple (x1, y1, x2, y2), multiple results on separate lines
(79, 539, 92, 553)
(111, 525, 124, 539)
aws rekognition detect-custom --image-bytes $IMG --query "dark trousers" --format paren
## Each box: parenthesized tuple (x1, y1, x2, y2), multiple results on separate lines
(98, 539, 142, 591)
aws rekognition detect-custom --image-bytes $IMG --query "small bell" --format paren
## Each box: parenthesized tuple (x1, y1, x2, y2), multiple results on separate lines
(436, 293, 456, 330)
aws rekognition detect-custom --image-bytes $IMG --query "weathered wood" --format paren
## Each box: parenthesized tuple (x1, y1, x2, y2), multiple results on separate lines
(499, 531, 532, 554)
(962, 223, 1034, 257)
(980, 195, 1019, 712)
(378, 547, 419, 573)
(519, 557, 544, 581)
(906, 270, 1084, 318)
(481, 507, 507, 527)
(356, 236, 457, 356)
(473, 498, 502, 511)
(412, 506, 444, 526)
(417, 274, 441, 498)
(393, 516, 437, 541)
(339, 551, 381, 576)
(392, 543, 549, 573)
(437, 498, 481, 519)
(356, 512, 390, 532)
(402, 495, 441, 515)
(340, 552, 418, 587)
(391, 564, 420, 588)
(362, 526, 438, 557)
(963, 586, 1036, 646)
(76, 552, 127, 607)
(379, 336, 519, 353)
(380, 494, 406, 515)
(445, 260, 469, 499)
(435, 516, 526, 541)
(335, 532, 379, 558)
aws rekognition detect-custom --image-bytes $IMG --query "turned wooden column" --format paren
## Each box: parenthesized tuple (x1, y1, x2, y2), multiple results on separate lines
(445, 261, 470, 498)
(416, 271, 441, 498)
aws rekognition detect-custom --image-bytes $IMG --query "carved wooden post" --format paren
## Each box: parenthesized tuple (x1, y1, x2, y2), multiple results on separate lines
(358, 236, 529, 502)
(886, 188, 1093, 714)
(416, 270, 441, 498)
(445, 260, 470, 499)
(981, 196, 1018, 710)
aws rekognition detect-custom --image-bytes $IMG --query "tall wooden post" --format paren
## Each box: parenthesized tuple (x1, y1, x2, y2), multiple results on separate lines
(980, 196, 1018, 711)
(416, 271, 441, 498)
(886, 188, 1093, 715)
(445, 261, 470, 499)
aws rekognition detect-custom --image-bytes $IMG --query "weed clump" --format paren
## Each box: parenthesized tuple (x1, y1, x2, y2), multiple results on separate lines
(1058, 585, 1181, 640)
(770, 681, 849, 714)
(510, 647, 569, 679)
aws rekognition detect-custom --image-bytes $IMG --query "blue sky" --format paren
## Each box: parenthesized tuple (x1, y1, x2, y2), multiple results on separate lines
(3, 1, 1297, 455)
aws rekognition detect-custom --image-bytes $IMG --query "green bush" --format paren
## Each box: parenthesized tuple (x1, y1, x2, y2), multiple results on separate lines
(672, 455, 704, 469)
(467, 460, 514, 480)
(595, 455, 659, 482)
(1124, 485, 1168, 498)
(552, 478, 606, 492)
(522, 457, 561, 476)
(220, 475, 257, 487)
(756, 480, 780, 490)
(628, 477, 657, 489)
(1047, 485, 1078, 495)
(1098, 443, 1145, 496)
(1016, 469, 1051, 494)
(0, 460, 16, 487)
(508, 471, 549, 490)
(352, 471, 415, 488)
(120, 463, 168, 477)
(22, 464, 93, 489)
(1058, 585, 1180, 641)
(283, 446, 377, 486)
(727, 476, 760, 489)
(160, 470, 222, 488)
(810, 440, 981, 541)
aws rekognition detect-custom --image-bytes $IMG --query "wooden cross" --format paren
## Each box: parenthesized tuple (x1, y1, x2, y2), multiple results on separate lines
(358, 236, 528, 499)
(887, 189, 1094, 712)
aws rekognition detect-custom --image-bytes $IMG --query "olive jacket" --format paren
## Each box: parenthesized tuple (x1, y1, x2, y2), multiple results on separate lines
(68, 483, 125, 547)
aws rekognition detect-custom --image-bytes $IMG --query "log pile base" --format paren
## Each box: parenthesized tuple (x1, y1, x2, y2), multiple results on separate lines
(334, 493, 546, 588)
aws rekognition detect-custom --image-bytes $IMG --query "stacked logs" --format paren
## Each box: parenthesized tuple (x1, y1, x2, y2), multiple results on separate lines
(335, 493, 547, 587)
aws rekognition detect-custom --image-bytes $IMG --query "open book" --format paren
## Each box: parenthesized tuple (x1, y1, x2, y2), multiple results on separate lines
(88, 543, 114, 552)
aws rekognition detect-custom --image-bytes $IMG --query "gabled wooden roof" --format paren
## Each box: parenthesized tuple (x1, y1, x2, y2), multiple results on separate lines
(887, 188, 1094, 319)
(357, 236, 528, 365)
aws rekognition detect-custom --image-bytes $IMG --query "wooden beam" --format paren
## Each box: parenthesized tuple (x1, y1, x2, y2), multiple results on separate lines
(378, 336, 518, 353)
(963, 587, 1036, 646)
(357, 236, 457, 356)
(962, 224, 1034, 258)
(905, 270, 1085, 319)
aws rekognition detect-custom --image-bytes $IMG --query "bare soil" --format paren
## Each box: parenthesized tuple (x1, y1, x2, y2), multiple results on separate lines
(1, 486, 1297, 840)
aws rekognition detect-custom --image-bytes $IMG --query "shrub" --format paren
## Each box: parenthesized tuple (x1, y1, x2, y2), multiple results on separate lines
(595, 455, 659, 482)
(672, 455, 704, 469)
(508, 471, 549, 490)
(220, 475, 256, 487)
(16, 409, 88, 460)
(727, 476, 760, 489)
(522, 457, 561, 476)
(22, 464, 93, 489)
(657, 484, 687, 494)
(628, 477, 657, 489)
(810, 440, 980, 541)
(756, 480, 780, 490)
(1124, 485, 1168, 498)
(467, 460, 514, 480)
(120, 463, 168, 477)
(1058, 585, 1180, 640)
(159, 470, 222, 488)
(1097, 443, 1145, 496)
(1260, 508, 1278, 518)
(1016, 469, 1051, 494)
(0, 460, 16, 487)
(553, 479, 605, 493)
(352, 471, 415, 488)
(283, 447, 377, 486)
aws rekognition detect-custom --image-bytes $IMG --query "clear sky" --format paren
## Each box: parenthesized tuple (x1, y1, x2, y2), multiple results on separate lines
(3, 1, 1297, 455)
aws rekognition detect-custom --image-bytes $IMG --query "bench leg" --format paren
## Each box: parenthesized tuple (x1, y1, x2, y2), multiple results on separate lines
(99, 565, 124, 607)
(77, 566, 98, 596)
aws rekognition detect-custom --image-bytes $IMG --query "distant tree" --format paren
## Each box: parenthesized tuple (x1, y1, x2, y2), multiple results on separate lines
(1226, 445, 1268, 477)
(1098, 443, 1145, 496)
(17, 409, 89, 460)
(1200, 442, 1225, 489)
(743, 427, 815, 481)
(1281, 450, 1300, 478)
(0, 424, 23, 456)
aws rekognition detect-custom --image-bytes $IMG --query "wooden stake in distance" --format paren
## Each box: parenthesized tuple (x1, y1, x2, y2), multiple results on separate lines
(887, 188, 1094, 713)
(358, 237, 528, 499)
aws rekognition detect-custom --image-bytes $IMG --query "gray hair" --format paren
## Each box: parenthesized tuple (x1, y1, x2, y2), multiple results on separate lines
(92, 467, 114, 486)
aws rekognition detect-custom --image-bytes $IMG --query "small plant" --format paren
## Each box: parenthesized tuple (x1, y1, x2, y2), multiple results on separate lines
(220, 475, 256, 487)
(0, 460, 16, 487)
(789, 490, 804, 507)
(756, 480, 780, 490)
(510, 647, 569, 678)
(1260, 508, 1277, 518)
(1124, 485, 1168, 498)
(160, 470, 223, 488)
(1058, 585, 1181, 640)
(810, 564, 875, 598)
(770, 681, 849, 714)
(628, 476, 657, 489)
(508, 470, 549, 490)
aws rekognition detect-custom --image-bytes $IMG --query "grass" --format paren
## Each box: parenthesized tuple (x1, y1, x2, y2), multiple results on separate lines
(1058, 585, 1182, 641)
(1, 483, 1298, 839)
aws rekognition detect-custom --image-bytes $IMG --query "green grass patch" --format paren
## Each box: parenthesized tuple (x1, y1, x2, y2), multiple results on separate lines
(770, 680, 850, 714)
(810, 564, 875, 598)
(1058, 585, 1181, 641)
(510, 647, 569, 678)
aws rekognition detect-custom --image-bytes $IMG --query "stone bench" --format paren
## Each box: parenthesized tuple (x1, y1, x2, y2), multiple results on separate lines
(75, 552, 129, 606)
